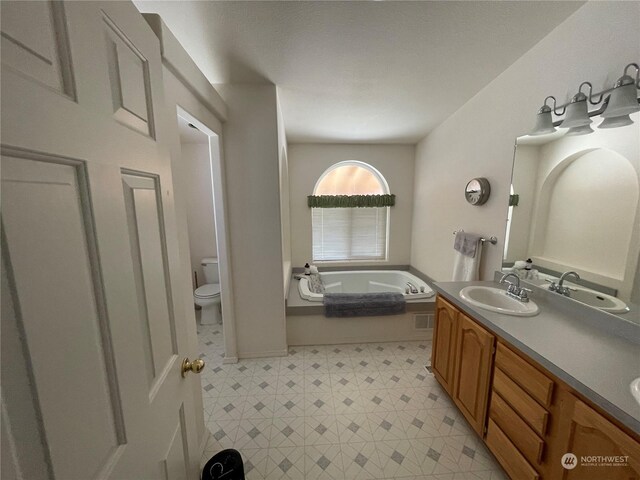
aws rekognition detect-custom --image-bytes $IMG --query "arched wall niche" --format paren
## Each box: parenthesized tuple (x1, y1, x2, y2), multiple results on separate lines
(530, 147, 639, 288)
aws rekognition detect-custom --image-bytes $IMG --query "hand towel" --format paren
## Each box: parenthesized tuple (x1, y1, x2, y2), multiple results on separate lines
(454, 231, 482, 257)
(452, 232, 483, 281)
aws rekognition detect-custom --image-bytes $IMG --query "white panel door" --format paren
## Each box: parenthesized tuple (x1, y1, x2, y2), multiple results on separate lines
(1, 2, 201, 479)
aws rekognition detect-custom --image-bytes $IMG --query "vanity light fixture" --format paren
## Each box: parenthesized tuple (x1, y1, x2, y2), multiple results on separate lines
(565, 123, 594, 136)
(559, 90, 592, 130)
(531, 62, 640, 136)
(530, 98, 558, 136)
(600, 64, 640, 126)
(599, 114, 634, 129)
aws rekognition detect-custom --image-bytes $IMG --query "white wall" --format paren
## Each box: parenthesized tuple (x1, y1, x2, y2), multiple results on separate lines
(288, 143, 415, 268)
(216, 84, 288, 358)
(410, 2, 640, 282)
(180, 142, 218, 284)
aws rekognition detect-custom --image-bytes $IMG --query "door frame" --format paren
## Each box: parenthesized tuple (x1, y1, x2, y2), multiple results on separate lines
(142, 13, 237, 466)
(162, 66, 238, 468)
(175, 104, 238, 365)
(142, 13, 237, 364)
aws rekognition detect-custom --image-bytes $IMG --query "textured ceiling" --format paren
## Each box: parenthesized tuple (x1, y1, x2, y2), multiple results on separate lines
(135, 1, 584, 144)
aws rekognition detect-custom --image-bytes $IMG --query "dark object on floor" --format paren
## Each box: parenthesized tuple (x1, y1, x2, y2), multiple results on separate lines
(324, 292, 406, 317)
(202, 449, 245, 480)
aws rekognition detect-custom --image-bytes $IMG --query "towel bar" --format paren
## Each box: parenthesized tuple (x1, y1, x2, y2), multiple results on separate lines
(453, 230, 498, 245)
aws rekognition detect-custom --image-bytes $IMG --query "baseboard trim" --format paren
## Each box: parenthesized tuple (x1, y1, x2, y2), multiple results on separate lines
(222, 356, 238, 364)
(238, 349, 288, 360)
(288, 331, 432, 346)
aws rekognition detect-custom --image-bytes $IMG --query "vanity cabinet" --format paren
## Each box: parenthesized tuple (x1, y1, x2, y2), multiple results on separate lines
(551, 398, 640, 479)
(488, 343, 552, 479)
(432, 296, 459, 394)
(432, 296, 494, 435)
(432, 293, 640, 480)
(452, 313, 494, 435)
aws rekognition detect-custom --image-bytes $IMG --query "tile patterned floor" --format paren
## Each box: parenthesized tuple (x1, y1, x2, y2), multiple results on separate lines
(197, 323, 508, 480)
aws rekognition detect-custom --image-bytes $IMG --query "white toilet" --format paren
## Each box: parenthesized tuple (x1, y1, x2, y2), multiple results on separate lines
(194, 257, 222, 325)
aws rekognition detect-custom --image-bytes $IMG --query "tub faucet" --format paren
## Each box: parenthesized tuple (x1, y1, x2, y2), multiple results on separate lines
(500, 273, 531, 302)
(406, 282, 419, 294)
(549, 271, 580, 296)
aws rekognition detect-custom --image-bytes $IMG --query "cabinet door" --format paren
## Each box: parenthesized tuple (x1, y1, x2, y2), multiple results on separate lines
(432, 296, 459, 394)
(452, 313, 495, 435)
(554, 399, 640, 479)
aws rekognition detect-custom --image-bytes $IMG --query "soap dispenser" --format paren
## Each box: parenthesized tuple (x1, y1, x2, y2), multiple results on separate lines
(524, 258, 539, 280)
(304, 263, 311, 275)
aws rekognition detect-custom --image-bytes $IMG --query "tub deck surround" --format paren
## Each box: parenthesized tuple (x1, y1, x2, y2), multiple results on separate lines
(287, 266, 437, 316)
(291, 264, 412, 273)
(287, 273, 435, 345)
(299, 270, 435, 302)
(287, 272, 436, 315)
(433, 281, 640, 434)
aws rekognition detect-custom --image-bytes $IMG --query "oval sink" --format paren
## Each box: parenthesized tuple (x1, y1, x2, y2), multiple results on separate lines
(631, 378, 640, 406)
(568, 286, 629, 313)
(460, 286, 539, 317)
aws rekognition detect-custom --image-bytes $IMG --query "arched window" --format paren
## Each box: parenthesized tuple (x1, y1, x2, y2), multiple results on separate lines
(312, 161, 390, 261)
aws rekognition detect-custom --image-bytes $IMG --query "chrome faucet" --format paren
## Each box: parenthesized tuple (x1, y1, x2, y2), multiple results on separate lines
(500, 272, 520, 288)
(499, 273, 531, 302)
(406, 282, 419, 294)
(549, 271, 580, 297)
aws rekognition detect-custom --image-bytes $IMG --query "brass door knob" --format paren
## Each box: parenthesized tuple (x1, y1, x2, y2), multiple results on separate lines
(181, 357, 205, 377)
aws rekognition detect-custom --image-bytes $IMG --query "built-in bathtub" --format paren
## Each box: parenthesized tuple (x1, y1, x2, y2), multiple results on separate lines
(288, 270, 436, 346)
(298, 270, 435, 302)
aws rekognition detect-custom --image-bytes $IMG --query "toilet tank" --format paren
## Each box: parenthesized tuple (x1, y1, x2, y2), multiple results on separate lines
(201, 257, 219, 284)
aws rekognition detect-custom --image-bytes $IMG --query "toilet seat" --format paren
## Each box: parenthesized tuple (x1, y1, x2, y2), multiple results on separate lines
(194, 283, 221, 299)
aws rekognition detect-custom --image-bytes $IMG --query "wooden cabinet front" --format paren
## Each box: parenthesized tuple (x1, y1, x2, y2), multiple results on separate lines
(452, 313, 495, 435)
(492, 367, 549, 437)
(486, 419, 541, 480)
(432, 294, 640, 480)
(432, 296, 459, 395)
(489, 391, 545, 466)
(552, 398, 640, 479)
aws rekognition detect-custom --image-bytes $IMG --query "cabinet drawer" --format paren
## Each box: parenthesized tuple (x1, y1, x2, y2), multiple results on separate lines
(493, 367, 549, 436)
(489, 390, 545, 465)
(486, 418, 540, 480)
(496, 342, 554, 407)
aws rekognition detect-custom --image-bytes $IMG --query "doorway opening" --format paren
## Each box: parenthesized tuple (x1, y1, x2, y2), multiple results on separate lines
(176, 112, 226, 363)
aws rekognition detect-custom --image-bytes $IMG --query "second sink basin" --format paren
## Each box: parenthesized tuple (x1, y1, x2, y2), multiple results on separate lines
(460, 286, 539, 317)
(568, 286, 629, 313)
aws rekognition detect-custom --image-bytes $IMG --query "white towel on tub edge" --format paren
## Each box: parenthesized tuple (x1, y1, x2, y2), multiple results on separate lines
(452, 244, 482, 281)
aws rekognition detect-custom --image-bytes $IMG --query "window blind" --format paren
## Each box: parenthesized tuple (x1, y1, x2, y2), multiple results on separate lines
(312, 207, 388, 261)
